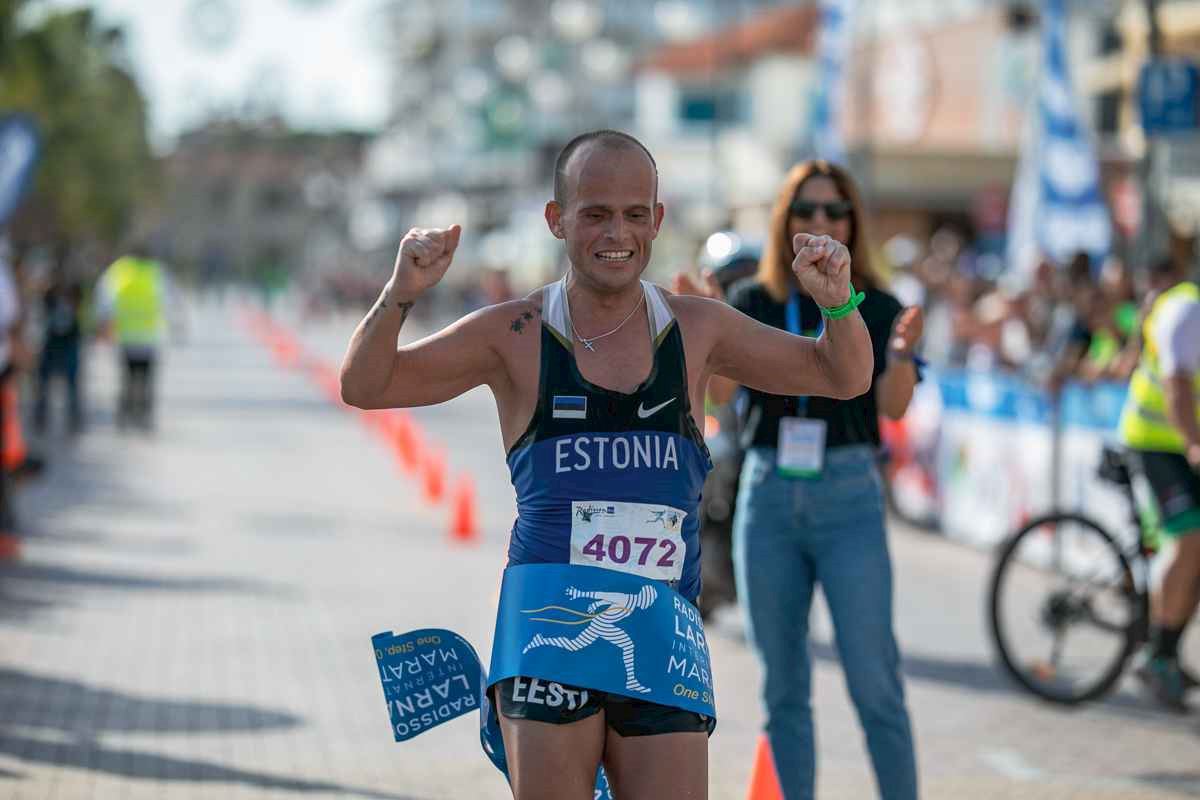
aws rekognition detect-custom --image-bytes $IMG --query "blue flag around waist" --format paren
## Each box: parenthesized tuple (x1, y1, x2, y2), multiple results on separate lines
(487, 563, 716, 717)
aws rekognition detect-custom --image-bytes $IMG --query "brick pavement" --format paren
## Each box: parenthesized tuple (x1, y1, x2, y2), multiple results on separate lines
(1, 298, 511, 799)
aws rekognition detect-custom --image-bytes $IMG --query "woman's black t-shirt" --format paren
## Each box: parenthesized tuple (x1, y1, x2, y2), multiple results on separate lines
(727, 280, 903, 450)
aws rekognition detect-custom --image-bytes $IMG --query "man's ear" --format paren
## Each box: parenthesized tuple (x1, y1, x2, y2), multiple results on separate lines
(545, 201, 565, 239)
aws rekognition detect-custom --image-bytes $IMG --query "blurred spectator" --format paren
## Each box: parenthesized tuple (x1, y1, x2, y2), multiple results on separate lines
(711, 160, 920, 800)
(0, 236, 23, 554)
(33, 277, 85, 435)
(1044, 252, 1140, 392)
(883, 234, 925, 308)
(95, 243, 171, 431)
(480, 268, 515, 306)
(1071, 257, 1138, 382)
(968, 286, 1020, 370)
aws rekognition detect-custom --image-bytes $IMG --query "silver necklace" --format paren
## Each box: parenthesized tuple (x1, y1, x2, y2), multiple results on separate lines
(566, 288, 645, 352)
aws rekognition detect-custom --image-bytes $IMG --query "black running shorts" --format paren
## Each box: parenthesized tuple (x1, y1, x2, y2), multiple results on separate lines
(494, 676, 711, 737)
(1129, 449, 1200, 536)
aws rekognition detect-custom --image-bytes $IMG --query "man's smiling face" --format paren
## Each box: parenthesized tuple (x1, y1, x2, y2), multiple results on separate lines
(547, 142, 664, 294)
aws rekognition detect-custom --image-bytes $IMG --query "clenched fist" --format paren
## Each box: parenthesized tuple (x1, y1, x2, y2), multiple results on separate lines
(390, 225, 462, 300)
(792, 233, 851, 308)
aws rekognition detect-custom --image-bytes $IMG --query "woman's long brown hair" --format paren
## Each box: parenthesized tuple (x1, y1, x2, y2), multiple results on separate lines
(756, 160, 885, 303)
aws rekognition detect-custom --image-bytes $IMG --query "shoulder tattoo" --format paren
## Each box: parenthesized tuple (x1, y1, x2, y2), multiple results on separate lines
(509, 308, 538, 334)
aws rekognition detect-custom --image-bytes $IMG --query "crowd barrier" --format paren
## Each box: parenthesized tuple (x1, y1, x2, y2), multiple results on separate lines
(882, 369, 1131, 550)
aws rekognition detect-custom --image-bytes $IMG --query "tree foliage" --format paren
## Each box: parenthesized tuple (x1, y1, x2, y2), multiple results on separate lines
(0, 2, 156, 255)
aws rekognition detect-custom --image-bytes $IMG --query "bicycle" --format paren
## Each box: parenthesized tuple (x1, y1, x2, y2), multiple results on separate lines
(988, 445, 1199, 705)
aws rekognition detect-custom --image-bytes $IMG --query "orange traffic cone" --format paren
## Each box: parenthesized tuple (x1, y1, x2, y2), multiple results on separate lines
(421, 446, 447, 505)
(391, 412, 421, 475)
(0, 533, 20, 561)
(269, 334, 299, 367)
(311, 363, 343, 405)
(449, 474, 479, 544)
(360, 409, 388, 433)
(3, 384, 27, 472)
(746, 735, 783, 800)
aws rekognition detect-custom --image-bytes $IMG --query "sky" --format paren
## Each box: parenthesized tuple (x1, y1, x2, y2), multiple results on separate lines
(46, 0, 392, 146)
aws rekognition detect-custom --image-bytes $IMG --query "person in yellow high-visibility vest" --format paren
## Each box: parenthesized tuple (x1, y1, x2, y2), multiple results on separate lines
(1119, 257, 1200, 710)
(95, 245, 170, 431)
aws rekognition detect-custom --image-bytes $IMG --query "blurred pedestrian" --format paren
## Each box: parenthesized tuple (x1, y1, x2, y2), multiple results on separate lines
(1045, 252, 1100, 393)
(33, 277, 84, 435)
(95, 242, 170, 431)
(707, 160, 921, 799)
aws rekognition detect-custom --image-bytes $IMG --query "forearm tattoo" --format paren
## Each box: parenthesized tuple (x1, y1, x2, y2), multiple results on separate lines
(364, 297, 413, 329)
(509, 309, 537, 334)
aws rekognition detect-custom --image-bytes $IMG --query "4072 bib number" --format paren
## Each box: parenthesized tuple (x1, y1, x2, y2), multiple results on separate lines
(570, 501, 686, 581)
(580, 534, 677, 569)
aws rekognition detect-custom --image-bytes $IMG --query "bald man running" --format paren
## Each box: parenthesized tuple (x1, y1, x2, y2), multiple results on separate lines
(341, 129, 873, 800)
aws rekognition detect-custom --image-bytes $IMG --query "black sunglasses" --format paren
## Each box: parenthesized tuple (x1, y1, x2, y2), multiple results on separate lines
(789, 199, 853, 221)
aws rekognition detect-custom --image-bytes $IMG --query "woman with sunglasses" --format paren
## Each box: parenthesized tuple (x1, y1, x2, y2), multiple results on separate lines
(679, 160, 922, 798)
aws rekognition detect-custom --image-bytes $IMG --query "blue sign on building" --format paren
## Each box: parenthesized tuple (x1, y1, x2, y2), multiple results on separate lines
(1139, 58, 1199, 135)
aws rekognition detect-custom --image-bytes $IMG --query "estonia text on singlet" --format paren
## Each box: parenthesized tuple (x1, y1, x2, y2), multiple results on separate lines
(505, 279, 712, 602)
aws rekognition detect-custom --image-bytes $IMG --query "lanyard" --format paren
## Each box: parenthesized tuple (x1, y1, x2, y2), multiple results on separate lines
(785, 292, 824, 416)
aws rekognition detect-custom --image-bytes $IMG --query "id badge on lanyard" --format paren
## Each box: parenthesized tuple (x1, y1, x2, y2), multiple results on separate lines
(777, 292, 827, 480)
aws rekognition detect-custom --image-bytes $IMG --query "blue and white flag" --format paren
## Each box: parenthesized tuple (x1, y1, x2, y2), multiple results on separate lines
(811, 0, 856, 163)
(371, 628, 485, 743)
(1007, 0, 1110, 282)
(371, 621, 616, 798)
(0, 114, 40, 227)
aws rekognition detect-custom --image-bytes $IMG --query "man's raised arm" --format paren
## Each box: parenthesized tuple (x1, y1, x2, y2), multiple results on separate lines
(340, 225, 503, 409)
(708, 233, 873, 400)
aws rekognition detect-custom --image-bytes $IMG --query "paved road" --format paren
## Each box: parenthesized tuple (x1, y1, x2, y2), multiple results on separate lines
(1, 296, 1197, 799)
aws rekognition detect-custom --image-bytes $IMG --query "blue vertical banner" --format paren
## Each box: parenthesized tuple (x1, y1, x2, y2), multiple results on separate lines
(0, 114, 41, 227)
(1007, 0, 1110, 281)
(811, 0, 855, 163)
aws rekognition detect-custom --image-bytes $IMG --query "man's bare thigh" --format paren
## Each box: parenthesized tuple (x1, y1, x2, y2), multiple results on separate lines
(499, 711, 606, 800)
(604, 728, 708, 800)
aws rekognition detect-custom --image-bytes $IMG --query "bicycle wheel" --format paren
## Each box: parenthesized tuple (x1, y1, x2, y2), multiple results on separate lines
(989, 512, 1141, 705)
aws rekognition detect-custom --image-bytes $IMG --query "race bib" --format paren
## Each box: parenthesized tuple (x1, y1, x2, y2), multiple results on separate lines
(777, 418, 826, 478)
(570, 501, 686, 581)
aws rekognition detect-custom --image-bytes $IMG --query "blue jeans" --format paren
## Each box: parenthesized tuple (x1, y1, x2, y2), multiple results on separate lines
(732, 445, 917, 800)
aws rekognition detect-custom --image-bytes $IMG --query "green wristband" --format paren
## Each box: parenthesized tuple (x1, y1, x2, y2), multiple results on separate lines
(819, 290, 866, 320)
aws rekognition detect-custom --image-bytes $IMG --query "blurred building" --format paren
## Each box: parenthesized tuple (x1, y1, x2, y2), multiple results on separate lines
(359, 0, 799, 288)
(636, 4, 822, 235)
(635, 1, 1046, 244)
(636, 0, 1187, 268)
(349, 0, 1198, 287)
(839, 2, 1045, 252)
(1087, 0, 1200, 249)
(151, 118, 368, 288)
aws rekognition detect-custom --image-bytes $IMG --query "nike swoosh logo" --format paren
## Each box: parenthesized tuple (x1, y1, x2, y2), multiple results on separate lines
(636, 398, 677, 419)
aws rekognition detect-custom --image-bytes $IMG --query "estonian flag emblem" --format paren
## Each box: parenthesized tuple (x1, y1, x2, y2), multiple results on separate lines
(552, 395, 587, 420)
